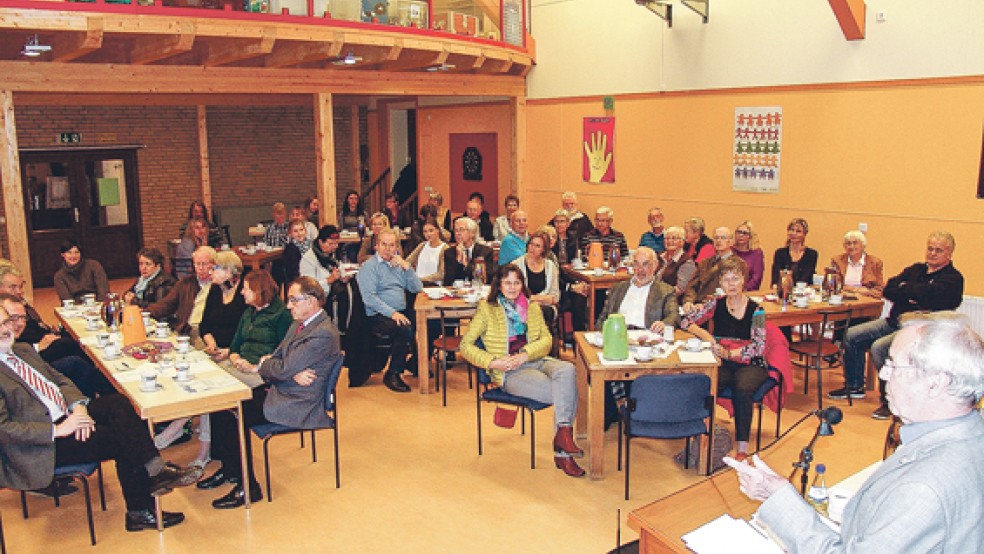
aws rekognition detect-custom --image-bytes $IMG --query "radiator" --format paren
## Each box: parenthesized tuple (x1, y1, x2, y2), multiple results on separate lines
(957, 295, 984, 337)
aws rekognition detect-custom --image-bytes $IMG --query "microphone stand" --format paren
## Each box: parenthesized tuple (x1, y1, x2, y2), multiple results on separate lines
(789, 418, 834, 496)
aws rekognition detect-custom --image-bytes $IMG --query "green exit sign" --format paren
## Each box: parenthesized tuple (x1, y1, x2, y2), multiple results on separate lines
(603, 96, 614, 110)
(59, 132, 81, 144)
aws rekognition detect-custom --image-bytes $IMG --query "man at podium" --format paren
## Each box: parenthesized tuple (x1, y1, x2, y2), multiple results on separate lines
(727, 311, 984, 553)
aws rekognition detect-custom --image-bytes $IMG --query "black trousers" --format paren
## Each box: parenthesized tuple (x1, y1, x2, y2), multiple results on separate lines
(367, 310, 416, 376)
(718, 360, 768, 443)
(210, 386, 269, 488)
(50, 356, 116, 398)
(54, 395, 159, 512)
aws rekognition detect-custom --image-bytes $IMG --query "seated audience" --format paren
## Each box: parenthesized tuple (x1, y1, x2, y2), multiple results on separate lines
(207, 277, 342, 509)
(655, 226, 696, 298)
(301, 225, 343, 292)
(830, 231, 963, 419)
(555, 191, 594, 241)
(226, 270, 292, 373)
(579, 206, 629, 264)
(290, 205, 319, 242)
(731, 312, 984, 553)
(498, 209, 530, 266)
(682, 227, 746, 308)
(515, 232, 561, 326)
(551, 210, 577, 265)
(176, 217, 210, 280)
(770, 217, 818, 289)
(732, 220, 765, 291)
(283, 217, 313, 283)
(683, 217, 714, 263)
(428, 191, 452, 234)
(406, 219, 449, 286)
(830, 229, 884, 298)
(638, 207, 666, 253)
(178, 201, 223, 248)
(443, 217, 495, 285)
(682, 257, 767, 461)
(124, 248, 176, 308)
(494, 194, 521, 241)
(357, 213, 403, 264)
(464, 198, 495, 244)
(0, 304, 202, 531)
(459, 264, 585, 477)
(356, 229, 423, 393)
(304, 196, 320, 224)
(53, 239, 109, 303)
(200, 250, 246, 360)
(339, 190, 365, 232)
(536, 225, 560, 267)
(148, 246, 217, 337)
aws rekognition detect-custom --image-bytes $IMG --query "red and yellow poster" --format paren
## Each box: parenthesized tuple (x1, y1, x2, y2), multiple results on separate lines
(733, 107, 782, 193)
(583, 117, 615, 183)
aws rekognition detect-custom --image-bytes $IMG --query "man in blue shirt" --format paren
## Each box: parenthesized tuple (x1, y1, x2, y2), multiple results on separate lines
(638, 207, 666, 253)
(498, 210, 529, 266)
(356, 229, 423, 392)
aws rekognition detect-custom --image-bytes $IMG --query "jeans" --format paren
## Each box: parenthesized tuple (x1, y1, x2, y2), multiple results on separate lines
(843, 318, 896, 400)
(501, 357, 577, 435)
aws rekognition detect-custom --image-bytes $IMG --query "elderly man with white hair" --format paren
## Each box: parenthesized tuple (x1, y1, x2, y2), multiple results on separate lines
(498, 209, 529, 266)
(443, 216, 495, 286)
(579, 206, 629, 264)
(553, 191, 594, 240)
(728, 311, 984, 553)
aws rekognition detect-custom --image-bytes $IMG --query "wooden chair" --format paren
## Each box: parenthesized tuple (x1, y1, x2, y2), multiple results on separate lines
(789, 306, 853, 409)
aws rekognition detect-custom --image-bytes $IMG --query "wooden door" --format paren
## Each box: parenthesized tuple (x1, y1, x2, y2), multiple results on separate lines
(448, 133, 498, 218)
(20, 148, 143, 287)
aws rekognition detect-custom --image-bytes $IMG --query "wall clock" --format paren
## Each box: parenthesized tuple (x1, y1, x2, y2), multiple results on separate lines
(463, 146, 482, 181)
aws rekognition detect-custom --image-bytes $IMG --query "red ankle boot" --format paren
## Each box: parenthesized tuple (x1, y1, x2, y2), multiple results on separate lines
(554, 456, 586, 478)
(553, 425, 584, 458)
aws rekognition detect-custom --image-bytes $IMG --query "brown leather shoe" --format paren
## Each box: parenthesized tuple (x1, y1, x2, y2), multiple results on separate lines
(552, 425, 584, 458)
(554, 456, 586, 478)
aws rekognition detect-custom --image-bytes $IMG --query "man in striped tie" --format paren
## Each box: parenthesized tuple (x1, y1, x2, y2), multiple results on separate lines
(0, 305, 202, 532)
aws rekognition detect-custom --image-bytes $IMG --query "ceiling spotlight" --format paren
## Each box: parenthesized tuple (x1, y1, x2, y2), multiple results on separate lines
(21, 34, 52, 57)
(331, 52, 363, 66)
(426, 63, 456, 72)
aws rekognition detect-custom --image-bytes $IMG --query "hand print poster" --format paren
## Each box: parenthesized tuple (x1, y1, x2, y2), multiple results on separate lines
(733, 107, 782, 193)
(583, 117, 615, 184)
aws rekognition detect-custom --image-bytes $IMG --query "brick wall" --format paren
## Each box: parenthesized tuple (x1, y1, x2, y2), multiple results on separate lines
(2, 103, 367, 274)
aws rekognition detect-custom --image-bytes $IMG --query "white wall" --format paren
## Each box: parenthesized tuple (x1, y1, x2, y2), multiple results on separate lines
(528, 0, 984, 99)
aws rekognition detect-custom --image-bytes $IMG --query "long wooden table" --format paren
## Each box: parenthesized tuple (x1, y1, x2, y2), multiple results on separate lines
(413, 292, 478, 394)
(56, 308, 255, 520)
(627, 414, 879, 553)
(573, 331, 720, 480)
(750, 289, 884, 327)
(561, 265, 632, 330)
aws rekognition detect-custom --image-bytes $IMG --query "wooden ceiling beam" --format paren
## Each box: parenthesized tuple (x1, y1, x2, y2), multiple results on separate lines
(204, 29, 276, 67)
(50, 19, 103, 62)
(265, 39, 343, 68)
(827, 0, 866, 40)
(130, 23, 196, 65)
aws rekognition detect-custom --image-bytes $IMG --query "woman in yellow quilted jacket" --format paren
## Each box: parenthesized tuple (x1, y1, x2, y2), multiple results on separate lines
(460, 263, 584, 477)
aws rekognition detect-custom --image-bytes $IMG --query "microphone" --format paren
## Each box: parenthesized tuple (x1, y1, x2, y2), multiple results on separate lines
(817, 406, 843, 437)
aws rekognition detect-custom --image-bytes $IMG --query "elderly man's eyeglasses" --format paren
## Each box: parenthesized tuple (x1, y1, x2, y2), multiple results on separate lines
(5, 315, 27, 322)
(880, 356, 920, 378)
(193, 261, 212, 269)
(287, 294, 311, 304)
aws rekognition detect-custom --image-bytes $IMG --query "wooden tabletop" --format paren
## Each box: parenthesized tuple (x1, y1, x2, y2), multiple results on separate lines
(748, 289, 885, 327)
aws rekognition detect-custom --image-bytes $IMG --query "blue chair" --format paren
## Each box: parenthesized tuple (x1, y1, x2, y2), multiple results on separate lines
(618, 374, 714, 500)
(19, 462, 106, 546)
(717, 367, 784, 451)
(473, 363, 552, 470)
(251, 356, 344, 502)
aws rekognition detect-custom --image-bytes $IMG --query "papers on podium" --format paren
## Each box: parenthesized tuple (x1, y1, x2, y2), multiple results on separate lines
(681, 514, 784, 553)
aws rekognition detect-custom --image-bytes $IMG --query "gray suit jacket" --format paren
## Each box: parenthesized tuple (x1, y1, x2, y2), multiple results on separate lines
(759, 411, 984, 553)
(595, 280, 680, 330)
(0, 344, 86, 490)
(258, 310, 341, 429)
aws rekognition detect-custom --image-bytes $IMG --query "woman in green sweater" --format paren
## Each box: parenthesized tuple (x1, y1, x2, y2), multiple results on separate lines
(227, 270, 293, 371)
(460, 263, 585, 477)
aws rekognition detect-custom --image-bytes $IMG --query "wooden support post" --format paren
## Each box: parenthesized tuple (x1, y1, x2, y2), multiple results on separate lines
(827, 0, 866, 40)
(0, 90, 32, 301)
(314, 93, 337, 226)
(197, 105, 212, 213)
(510, 95, 527, 197)
(350, 105, 361, 196)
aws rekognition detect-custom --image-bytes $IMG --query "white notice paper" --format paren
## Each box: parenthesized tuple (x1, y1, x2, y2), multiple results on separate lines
(682, 514, 784, 553)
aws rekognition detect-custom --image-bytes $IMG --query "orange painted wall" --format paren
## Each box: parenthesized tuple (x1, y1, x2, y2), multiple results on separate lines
(417, 102, 514, 217)
(523, 80, 984, 295)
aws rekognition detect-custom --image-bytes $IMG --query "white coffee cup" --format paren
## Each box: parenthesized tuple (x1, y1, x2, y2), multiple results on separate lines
(796, 281, 808, 290)
(453, 280, 466, 289)
(593, 267, 603, 277)
(176, 336, 191, 353)
(464, 293, 479, 304)
(794, 296, 810, 308)
(257, 241, 267, 250)
(62, 299, 75, 309)
(83, 294, 96, 307)
(103, 342, 120, 359)
(686, 337, 702, 351)
(155, 324, 169, 338)
(829, 294, 843, 306)
(96, 332, 110, 347)
(85, 315, 101, 330)
(663, 325, 675, 343)
(635, 346, 654, 361)
(221, 243, 230, 251)
(175, 361, 191, 381)
(245, 246, 256, 255)
(139, 369, 158, 392)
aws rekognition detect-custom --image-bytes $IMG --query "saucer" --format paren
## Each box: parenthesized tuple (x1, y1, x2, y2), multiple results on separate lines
(139, 384, 162, 393)
(172, 374, 195, 382)
(103, 353, 122, 360)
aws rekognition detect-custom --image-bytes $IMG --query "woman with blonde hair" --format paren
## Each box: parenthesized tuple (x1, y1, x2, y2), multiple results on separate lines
(733, 220, 765, 290)
(770, 217, 818, 288)
(357, 212, 403, 263)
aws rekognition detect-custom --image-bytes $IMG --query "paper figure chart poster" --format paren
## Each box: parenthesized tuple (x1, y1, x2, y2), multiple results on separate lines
(733, 107, 782, 193)
(583, 117, 615, 184)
